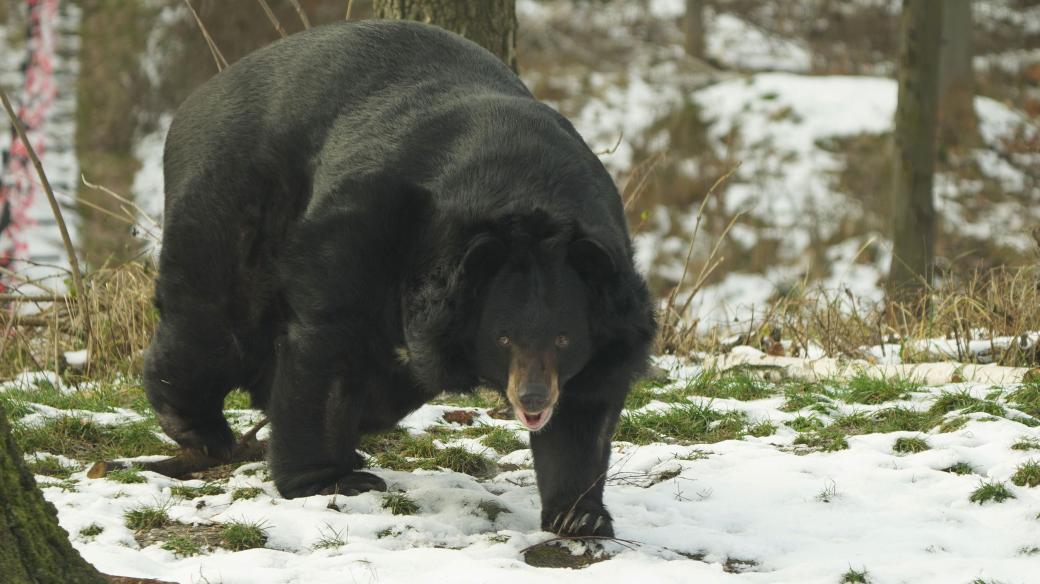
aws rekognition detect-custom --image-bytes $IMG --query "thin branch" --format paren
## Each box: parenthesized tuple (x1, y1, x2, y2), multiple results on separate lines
(0, 86, 90, 341)
(183, 0, 228, 71)
(256, 0, 288, 38)
(287, 0, 311, 29)
(0, 294, 67, 303)
(345, 0, 355, 20)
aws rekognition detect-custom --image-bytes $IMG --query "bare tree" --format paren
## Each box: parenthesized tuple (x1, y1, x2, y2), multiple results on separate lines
(938, 0, 978, 148)
(372, 0, 517, 71)
(888, 0, 944, 300)
(684, 0, 706, 59)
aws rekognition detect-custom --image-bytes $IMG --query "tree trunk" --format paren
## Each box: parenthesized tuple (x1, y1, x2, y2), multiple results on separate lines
(0, 409, 108, 584)
(938, 0, 978, 148)
(888, 0, 943, 302)
(372, 0, 517, 72)
(683, 0, 706, 59)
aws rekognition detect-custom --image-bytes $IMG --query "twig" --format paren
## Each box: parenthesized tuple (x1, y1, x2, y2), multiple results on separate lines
(256, 0, 287, 38)
(0, 294, 67, 303)
(0, 86, 90, 343)
(287, 0, 311, 29)
(183, 0, 228, 71)
(345, 0, 355, 20)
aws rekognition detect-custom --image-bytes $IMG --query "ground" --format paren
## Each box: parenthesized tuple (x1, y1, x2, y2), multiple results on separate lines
(3, 355, 1039, 584)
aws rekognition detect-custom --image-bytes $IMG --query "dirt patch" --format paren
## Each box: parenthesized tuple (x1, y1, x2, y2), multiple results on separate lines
(134, 522, 223, 552)
(523, 543, 612, 569)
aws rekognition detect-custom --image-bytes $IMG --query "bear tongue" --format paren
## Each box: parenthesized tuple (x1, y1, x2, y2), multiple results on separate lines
(517, 409, 549, 430)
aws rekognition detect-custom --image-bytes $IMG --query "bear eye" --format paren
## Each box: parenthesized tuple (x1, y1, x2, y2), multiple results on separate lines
(554, 335, 570, 349)
(496, 336, 512, 348)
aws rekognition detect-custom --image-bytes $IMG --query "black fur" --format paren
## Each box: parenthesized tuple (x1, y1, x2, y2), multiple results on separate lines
(144, 20, 656, 537)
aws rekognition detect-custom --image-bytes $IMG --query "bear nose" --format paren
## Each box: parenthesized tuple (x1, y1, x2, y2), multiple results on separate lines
(519, 384, 550, 413)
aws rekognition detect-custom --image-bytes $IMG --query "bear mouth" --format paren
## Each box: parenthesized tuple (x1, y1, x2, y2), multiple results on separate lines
(515, 408, 552, 431)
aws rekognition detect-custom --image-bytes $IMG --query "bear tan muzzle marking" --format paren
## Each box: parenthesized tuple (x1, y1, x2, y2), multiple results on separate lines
(506, 347, 560, 431)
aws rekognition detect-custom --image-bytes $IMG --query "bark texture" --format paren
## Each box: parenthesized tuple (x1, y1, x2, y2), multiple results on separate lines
(889, 0, 943, 300)
(0, 409, 107, 584)
(373, 0, 517, 71)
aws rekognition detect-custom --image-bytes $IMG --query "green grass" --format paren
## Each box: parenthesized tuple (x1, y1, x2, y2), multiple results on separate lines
(124, 503, 171, 530)
(162, 535, 202, 557)
(837, 372, 920, 404)
(841, 568, 870, 583)
(26, 456, 78, 479)
(220, 521, 268, 551)
(778, 381, 834, 414)
(1008, 382, 1040, 419)
(476, 500, 510, 522)
(107, 468, 147, 484)
(477, 427, 526, 453)
(938, 415, 970, 433)
(13, 416, 176, 460)
(0, 377, 150, 415)
(929, 391, 1005, 418)
(382, 492, 420, 516)
(1011, 460, 1040, 487)
(793, 429, 849, 452)
(685, 369, 776, 401)
(78, 524, 104, 538)
(786, 415, 825, 432)
(892, 436, 930, 454)
(231, 487, 264, 502)
(614, 403, 747, 445)
(171, 483, 225, 499)
(223, 389, 253, 410)
(1012, 437, 1040, 451)
(943, 462, 975, 475)
(313, 525, 347, 550)
(969, 480, 1015, 504)
(433, 447, 497, 476)
(747, 420, 777, 437)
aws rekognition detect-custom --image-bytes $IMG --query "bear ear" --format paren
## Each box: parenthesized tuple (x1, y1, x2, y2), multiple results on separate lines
(461, 233, 506, 278)
(567, 238, 616, 281)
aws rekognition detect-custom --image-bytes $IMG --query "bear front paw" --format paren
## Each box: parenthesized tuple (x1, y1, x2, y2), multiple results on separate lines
(542, 503, 614, 537)
(320, 471, 389, 496)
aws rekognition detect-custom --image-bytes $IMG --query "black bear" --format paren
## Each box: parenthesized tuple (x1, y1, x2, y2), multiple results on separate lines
(144, 20, 655, 537)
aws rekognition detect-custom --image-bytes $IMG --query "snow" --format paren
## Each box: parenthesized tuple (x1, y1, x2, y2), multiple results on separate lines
(17, 363, 1034, 583)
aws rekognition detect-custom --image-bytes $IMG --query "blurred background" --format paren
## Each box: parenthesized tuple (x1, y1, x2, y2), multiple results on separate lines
(0, 0, 1038, 340)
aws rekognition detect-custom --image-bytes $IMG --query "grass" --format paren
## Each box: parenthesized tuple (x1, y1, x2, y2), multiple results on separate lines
(1011, 437, 1040, 451)
(969, 481, 1015, 504)
(12, 416, 176, 461)
(614, 403, 748, 445)
(382, 492, 420, 516)
(26, 456, 78, 479)
(124, 503, 171, 530)
(433, 447, 497, 476)
(1010, 460, 1040, 488)
(79, 524, 104, 538)
(477, 426, 526, 453)
(841, 568, 870, 583)
(313, 525, 347, 550)
(107, 468, 147, 484)
(928, 391, 1005, 418)
(892, 436, 930, 454)
(685, 369, 776, 401)
(747, 420, 777, 437)
(231, 487, 264, 502)
(943, 462, 975, 475)
(794, 429, 849, 452)
(161, 535, 203, 557)
(779, 382, 834, 414)
(1008, 382, 1040, 419)
(0, 376, 150, 415)
(171, 483, 226, 499)
(786, 415, 825, 432)
(837, 372, 920, 404)
(220, 521, 268, 551)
